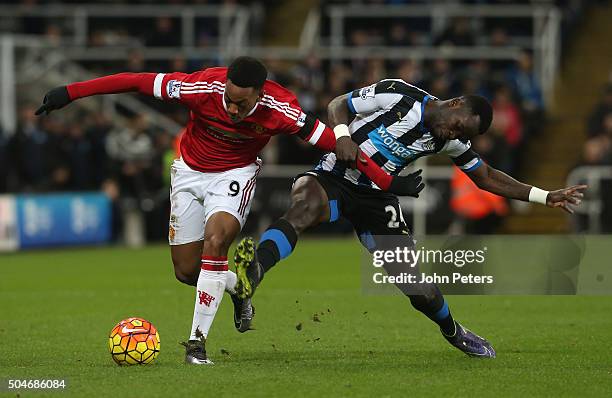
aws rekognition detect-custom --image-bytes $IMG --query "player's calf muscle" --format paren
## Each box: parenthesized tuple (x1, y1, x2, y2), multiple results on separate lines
(171, 243, 202, 286)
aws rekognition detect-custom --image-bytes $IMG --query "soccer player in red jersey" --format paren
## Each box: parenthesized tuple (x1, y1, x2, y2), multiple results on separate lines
(36, 57, 423, 364)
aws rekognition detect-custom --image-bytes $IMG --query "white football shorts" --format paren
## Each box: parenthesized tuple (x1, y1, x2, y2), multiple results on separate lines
(168, 157, 261, 245)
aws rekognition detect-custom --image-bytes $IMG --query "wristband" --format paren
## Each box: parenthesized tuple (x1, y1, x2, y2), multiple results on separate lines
(333, 124, 350, 140)
(528, 187, 549, 204)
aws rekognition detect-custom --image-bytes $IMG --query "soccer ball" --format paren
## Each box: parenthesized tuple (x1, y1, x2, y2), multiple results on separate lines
(108, 317, 160, 365)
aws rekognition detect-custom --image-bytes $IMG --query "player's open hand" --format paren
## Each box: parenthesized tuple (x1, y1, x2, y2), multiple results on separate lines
(388, 169, 425, 198)
(546, 184, 587, 214)
(335, 136, 365, 169)
(35, 86, 71, 116)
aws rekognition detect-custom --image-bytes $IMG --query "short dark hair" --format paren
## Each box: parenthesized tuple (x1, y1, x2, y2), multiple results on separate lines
(227, 56, 268, 89)
(465, 95, 493, 134)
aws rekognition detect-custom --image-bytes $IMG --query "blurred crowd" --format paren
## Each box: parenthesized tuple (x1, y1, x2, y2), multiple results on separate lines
(273, 13, 547, 175)
(0, 0, 599, 237)
(575, 80, 612, 232)
(0, 106, 176, 240)
(276, 49, 544, 175)
(582, 82, 612, 167)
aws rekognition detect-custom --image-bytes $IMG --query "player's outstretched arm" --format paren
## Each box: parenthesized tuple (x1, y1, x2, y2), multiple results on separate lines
(35, 72, 159, 115)
(467, 162, 587, 213)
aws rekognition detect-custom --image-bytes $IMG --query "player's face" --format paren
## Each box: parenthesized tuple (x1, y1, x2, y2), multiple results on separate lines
(224, 80, 262, 123)
(431, 97, 479, 141)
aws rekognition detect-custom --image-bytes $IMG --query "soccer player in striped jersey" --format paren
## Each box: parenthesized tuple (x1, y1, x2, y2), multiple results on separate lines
(35, 59, 423, 365)
(234, 78, 587, 358)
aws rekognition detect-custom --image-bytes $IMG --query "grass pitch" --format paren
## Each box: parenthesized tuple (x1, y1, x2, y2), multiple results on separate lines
(1, 239, 611, 397)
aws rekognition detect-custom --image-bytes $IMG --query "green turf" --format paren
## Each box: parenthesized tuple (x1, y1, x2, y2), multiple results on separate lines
(1, 239, 611, 397)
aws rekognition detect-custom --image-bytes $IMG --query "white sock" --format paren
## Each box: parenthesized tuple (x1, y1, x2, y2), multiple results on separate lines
(189, 262, 227, 340)
(225, 270, 237, 295)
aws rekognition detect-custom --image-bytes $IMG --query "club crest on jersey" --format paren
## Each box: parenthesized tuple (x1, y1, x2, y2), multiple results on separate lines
(422, 139, 436, 151)
(243, 122, 267, 134)
(368, 125, 417, 164)
(167, 80, 182, 99)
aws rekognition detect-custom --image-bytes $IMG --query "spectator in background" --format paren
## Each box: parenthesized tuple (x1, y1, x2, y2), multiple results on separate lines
(126, 50, 145, 72)
(460, 76, 491, 101)
(575, 133, 612, 232)
(43, 23, 62, 47)
(434, 17, 475, 47)
(488, 27, 514, 72)
(449, 132, 511, 235)
(362, 58, 387, 87)
(491, 84, 523, 172)
(426, 58, 455, 97)
(64, 120, 97, 190)
(489, 27, 510, 47)
(170, 55, 188, 72)
(388, 23, 414, 47)
(472, 132, 512, 175)
(41, 115, 71, 191)
(507, 49, 545, 137)
(460, 61, 492, 99)
(146, 17, 180, 47)
(396, 59, 423, 87)
(587, 84, 612, 137)
(8, 105, 51, 191)
(0, 128, 7, 192)
(327, 62, 352, 96)
(449, 166, 509, 234)
(581, 135, 611, 166)
(84, 113, 113, 188)
(290, 53, 325, 95)
(105, 113, 154, 199)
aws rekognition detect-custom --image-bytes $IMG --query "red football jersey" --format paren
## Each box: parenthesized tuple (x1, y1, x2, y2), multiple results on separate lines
(66, 68, 397, 191)
(153, 67, 309, 172)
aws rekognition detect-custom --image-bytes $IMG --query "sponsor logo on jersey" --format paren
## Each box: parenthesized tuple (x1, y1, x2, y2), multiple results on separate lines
(206, 125, 254, 141)
(368, 124, 417, 164)
(167, 80, 182, 99)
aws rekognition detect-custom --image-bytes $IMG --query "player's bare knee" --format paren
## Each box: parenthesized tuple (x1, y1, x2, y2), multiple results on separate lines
(202, 233, 231, 256)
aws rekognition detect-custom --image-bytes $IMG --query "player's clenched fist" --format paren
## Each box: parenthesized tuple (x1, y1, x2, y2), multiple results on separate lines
(35, 86, 71, 115)
(335, 136, 366, 169)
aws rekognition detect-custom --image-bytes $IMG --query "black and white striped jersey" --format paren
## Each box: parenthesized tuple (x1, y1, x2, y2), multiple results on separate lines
(315, 79, 483, 189)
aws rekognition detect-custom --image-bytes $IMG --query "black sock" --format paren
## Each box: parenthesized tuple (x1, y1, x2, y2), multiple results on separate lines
(409, 287, 456, 336)
(257, 218, 298, 273)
